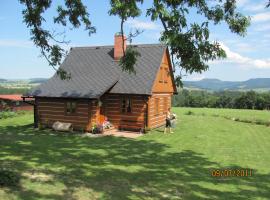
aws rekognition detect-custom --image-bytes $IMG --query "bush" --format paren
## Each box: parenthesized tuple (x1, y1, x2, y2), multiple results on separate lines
(185, 111, 194, 115)
(0, 111, 17, 119)
(0, 169, 20, 187)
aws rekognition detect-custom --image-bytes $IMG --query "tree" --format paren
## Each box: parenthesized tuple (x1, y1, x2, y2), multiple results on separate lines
(19, 0, 250, 85)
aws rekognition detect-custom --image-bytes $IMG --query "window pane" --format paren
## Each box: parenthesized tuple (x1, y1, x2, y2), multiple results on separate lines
(122, 99, 126, 113)
(71, 102, 76, 113)
(164, 68, 168, 83)
(66, 102, 71, 113)
(127, 98, 131, 113)
(159, 67, 163, 82)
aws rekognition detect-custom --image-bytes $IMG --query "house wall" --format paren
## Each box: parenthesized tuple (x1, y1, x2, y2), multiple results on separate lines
(101, 94, 147, 131)
(35, 95, 147, 132)
(36, 97, 97, 131)
(148, 93, 172, 128)
(148, 47, 175, 129)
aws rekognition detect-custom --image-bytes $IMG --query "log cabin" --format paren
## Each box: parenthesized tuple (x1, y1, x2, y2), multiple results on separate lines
(24, 34, 177, 132)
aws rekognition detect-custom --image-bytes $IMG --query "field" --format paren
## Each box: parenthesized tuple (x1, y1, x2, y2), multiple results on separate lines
(178, 107, 270, 123)
(0, 108, 270, 200)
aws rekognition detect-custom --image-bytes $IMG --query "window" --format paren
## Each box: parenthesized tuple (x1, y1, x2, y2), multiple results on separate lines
(15, 101, 20, 106)
(127, 98, 131, 113)
(164, 97, 168, 113)
(159, 67, 163, 83)
(159, 66, 169, 83)
(155, 98, 159, 115)
(121, 99, 126, 113)
(121, 97, 132, 113)
(164, 68, 169, 83)
(66, 102, 77, 114)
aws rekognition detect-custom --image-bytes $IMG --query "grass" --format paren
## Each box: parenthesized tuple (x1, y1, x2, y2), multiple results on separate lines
(179, 107, 270, 121)
(0, 108, 270, 199)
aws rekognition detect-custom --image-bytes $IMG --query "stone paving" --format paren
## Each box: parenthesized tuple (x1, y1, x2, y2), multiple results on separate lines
(103, 129, 143, 138)
(82, 129, 143, 139)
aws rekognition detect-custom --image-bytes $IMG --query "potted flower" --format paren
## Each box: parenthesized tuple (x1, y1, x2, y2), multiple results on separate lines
(92, 123, 103, 134)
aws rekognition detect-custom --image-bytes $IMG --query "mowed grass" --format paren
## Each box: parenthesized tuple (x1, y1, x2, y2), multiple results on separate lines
(178, 107, 270, 123)
(0, 108, 270, 200)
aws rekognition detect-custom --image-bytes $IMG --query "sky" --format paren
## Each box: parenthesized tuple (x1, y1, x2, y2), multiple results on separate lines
(0, 0, 270, 81)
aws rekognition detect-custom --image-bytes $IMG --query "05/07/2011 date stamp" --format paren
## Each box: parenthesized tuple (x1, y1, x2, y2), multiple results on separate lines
(211, 169, 253, 177)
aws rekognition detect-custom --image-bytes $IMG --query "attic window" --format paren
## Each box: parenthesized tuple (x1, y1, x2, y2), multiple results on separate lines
(66, 102, 77, 114)
(159, 67, 163, 83)
(164, 68, 169, 83)
(121, 97, 132, 113)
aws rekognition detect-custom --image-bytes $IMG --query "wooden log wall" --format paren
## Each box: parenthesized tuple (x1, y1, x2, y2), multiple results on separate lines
(148, 93, 172, 128)
(36, 98, 97, 131)
(103, 94, 147, 130)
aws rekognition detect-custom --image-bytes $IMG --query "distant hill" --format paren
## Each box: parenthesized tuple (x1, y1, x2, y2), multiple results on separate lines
(0, 78, 7, 83)
(183, 78, 270, 91)
(29, 78, 48, 84)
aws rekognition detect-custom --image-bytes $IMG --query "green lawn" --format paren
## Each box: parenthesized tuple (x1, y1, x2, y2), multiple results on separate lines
(178, 107, 270, 122)
(0, 108, 270, 200)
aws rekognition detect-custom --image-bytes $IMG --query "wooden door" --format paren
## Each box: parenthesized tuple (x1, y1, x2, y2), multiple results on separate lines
(99, 101, 106, 124)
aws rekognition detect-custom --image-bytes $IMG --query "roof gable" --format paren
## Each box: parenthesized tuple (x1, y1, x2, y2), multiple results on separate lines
(151, 48, 177, 94)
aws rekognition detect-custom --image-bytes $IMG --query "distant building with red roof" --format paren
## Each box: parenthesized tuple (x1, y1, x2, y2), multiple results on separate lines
(0, 94, 33, 111)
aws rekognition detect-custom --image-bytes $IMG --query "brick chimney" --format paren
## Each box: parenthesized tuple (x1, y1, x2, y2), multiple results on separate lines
(114, 33, 126, 60)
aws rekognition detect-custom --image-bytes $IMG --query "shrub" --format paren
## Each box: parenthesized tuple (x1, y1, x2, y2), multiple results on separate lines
(0, 111, 17, 119)
(255, 120, 267, 126)
(0, 169, 20, 187)
(185, 111, 194, 115)
(240, 119, 253, 124)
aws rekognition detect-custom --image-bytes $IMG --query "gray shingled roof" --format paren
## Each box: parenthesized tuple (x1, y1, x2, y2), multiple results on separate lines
(28, 44, 166, 98)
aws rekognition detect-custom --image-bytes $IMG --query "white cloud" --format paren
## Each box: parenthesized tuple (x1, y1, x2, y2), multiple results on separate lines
(254, 24, 270, 31)
(233, 43, 254, 53)
(0, 39, 34, 48)
(126, 19, 161, 30)
(244, 4, 266, 12)
(190, 75, 205, 81)
(263, 33, 270, 38)
(219, 43, 270, 69)
(252, 12, 270, 22)
(237, 0, 250, 7)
